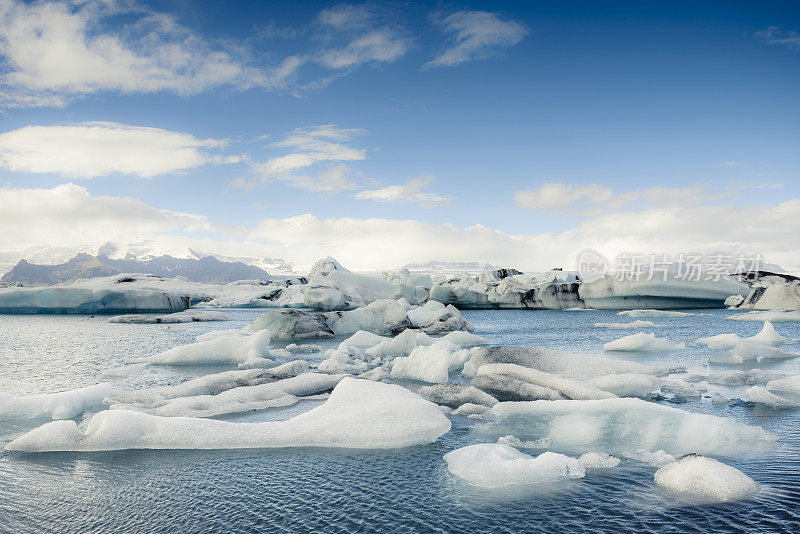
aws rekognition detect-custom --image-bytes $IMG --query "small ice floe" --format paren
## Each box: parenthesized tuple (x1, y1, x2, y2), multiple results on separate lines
(390, 341, 464, 383)
(624, 449, 675, 468)
(133, 330, 272, 365)
(418, 383, 498, 408)
(727, 310, 800, 323)
(0, 383, 115, 421)
(696, 321, 791, 349)
(444, 444, 584, 488)
(196, 329, 249, 342)
(765, 374, 800, 398)
(707, 343, 797, 365)
(594, 320, 660, 329)
(604, 332, 685, 352)
(745, 386, 799, 409)
(497, 435, 552, 450)
(578, 451, 620, 469)
(654, 454, 758, 503)
(5, 379, 451, 453)
(109, 310, 230, 324)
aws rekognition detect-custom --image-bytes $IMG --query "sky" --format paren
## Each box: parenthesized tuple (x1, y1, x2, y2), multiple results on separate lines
(0, 0, 799, 272)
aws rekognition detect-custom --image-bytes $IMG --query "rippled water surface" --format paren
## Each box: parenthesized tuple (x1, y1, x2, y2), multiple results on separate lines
(2, 308, 800, 533)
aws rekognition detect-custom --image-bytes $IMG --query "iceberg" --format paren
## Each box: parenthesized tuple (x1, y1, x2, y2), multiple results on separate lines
(586, 373, 661, 398)
(706, 369, 785, 387)
(604, 333, 685, 352)
(727, 310, 800, 323)
(475, 363, 617, 400)
(133, 330, 271, 365)
(324, 299, 412, 336)
(0, 285, 189, 314)
(766, 375, 800, 399)
(246, 309, 334, 339)
(1, 383, 115, 421)
(444, 444, 585, 488)
(696, 321, 790, 349)
(731, 274, 800, 311)
(108, 310, 230, 324)
(745, 386, 798, 409)
(489, 397, 778, 456)
(708, 342, 798, 364)
(196, 329, 249, 342)
(497, 435, 552, 450)
(390, 341, 462, 383)
(624, 449, 676, 467)
(406, 300, 473, 334)
(654, 454, 758, 503)
(5, 378, 452, 452)
(746, 321, 791, 346)
(617, 309, 698, 318)
(579, 275, 747, 310)
(318, 346, 376, 375)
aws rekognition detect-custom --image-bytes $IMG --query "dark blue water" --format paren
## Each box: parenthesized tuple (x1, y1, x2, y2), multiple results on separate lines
(1, 309, 800, 533)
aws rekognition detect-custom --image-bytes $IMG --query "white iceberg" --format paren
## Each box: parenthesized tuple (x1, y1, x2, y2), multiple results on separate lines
(733, 275, 800, 311)
(475, 363, 616, 401)
(696, 321, 790, 349)
(0, 284, 189, 314)
(580, 275, 747, 310)
(196, 329, 249, 342)
(727, 310, 800, 323)
(418, 383, 498, 408)
(390, 341, 462, 383)
(745, 386, 798, 409)
(746, 321, 791, 346)
(497, 435, 552, 450)
(490, 397, 777, 456)
(604, 332, 685, 352)
(1, 383, 115, 421)
(133, 330, 271, 365)
(406, 300, 473, 334)
(444, 444, 584, 488)
(617, 309, 698, 318)
(324, 299, 412, 336)
(708, 342, 798, 364)
(624, 449, 675, 467)
(5, 378, 452, 452)
(586, 373, 661, 398)
(654, 454, 758, 503)
(765, 374, 800, 398)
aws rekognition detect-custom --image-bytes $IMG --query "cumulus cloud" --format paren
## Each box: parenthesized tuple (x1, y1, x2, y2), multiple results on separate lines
(0, 0, 303, 107)
(0, 183, 209, 248)
(425, 10, 528, 68)
(514, 182, 710, 216)
(755, 26, 800, 50)
(0, 122, 238, 178)
(256, 125, 366, 191)
(355, 175, 451, 205)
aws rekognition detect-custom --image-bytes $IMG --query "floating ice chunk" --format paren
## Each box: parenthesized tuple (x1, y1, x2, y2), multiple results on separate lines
(604, 333, 685, 352)
(364, 329, 434, 360)
(318, 346, 374, 375)
(695, 333, 742, 349)
(356, 366, 390, 381)
(707, 369, 785, 387)
(497, 435, 552, 450)
(580, 275, 747, 310)
(725, 294, 745, 308)
(444, 444, 585, 488)
(324, 299, 412, 336)
(418, 383, 498, 408)
(654, 455, 758, 503)
(476, 364, 616, 400)
(237, 357, 279, 370)
(471, 373, 563, 402)
(0, 285, 189, 314)
(133, 330, 272, 365)
(745, 386, 798, 409)
(6, 378, 451, 452)
(586, 373, 661, 398)
(390, 341, 460, 383)
(196, 329, 248, 342)
(708, 342, 798, 364)
(578, 451, 620, 469)
(595, 321, 660, 329)
(0, 383, 115, 421)
(727, 310, 800, 323)
(285, 343, 322, 354)
(746, 321, 791, 346)
(246, 309, 334, 340)
(463, 346, 653, 380)
(439, 331, 489, 347)
(109, 310, 230, 324)
(406, 300, 473, 334)
(765, 374, 800, 398)
(490, 397, 777, 456)
(617, 309, 698, 318)
(734, 277, 800, 311)
(342, 330, 390, 349)
(625, 449, 675, 467)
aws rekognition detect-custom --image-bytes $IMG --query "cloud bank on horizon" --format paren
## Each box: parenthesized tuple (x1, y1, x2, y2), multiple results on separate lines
(0, 0, 798, 272)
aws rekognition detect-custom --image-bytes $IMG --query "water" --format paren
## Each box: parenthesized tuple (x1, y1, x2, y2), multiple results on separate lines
(2, 309, 800, 533)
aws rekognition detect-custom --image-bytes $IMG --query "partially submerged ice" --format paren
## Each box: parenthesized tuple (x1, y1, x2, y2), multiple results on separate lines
(444, 444, 585, 488)
(133, 330, 271, 365)
(603, 332, 685, 352)
(5, 378, 451, 452)
(654, 454, 758, 503)
(487, 397, 777, 456)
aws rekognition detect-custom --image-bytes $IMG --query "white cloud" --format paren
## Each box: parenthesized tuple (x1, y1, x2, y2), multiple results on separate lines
(317, 4, 376, 30)
(425, 10, 528, 68)
(722, 160, 749, 167)
(514, 182, 710, 216)
(356, 175, 451, 205)
(0, 183, 209, 248)
(0, 0, 303, 107)
(755, 26, 800, 50)
(0, 122, 237, 178)
(256, 125, 366, 191)
(318, 29, 410, 69)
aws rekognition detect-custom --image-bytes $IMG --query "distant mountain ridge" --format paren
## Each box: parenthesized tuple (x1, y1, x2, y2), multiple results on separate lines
(0, 253, 271, 286)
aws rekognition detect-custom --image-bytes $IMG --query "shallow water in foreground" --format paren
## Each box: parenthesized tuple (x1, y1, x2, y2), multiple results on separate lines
(1, 309, 800, 533)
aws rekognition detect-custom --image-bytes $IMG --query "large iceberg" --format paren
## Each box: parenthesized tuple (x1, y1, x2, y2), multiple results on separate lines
(246, 309, 334, 339)
(5, 378, 452, 452)
(0, 285, 189, 314)
(444, 444, 585, 488)
(487, 397, 777, 456)
(579, 275, 748, 309)
(729, 273, 800, 311)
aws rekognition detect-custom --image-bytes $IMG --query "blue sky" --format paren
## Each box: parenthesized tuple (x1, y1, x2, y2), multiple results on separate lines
(0, 0, 798, 271)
